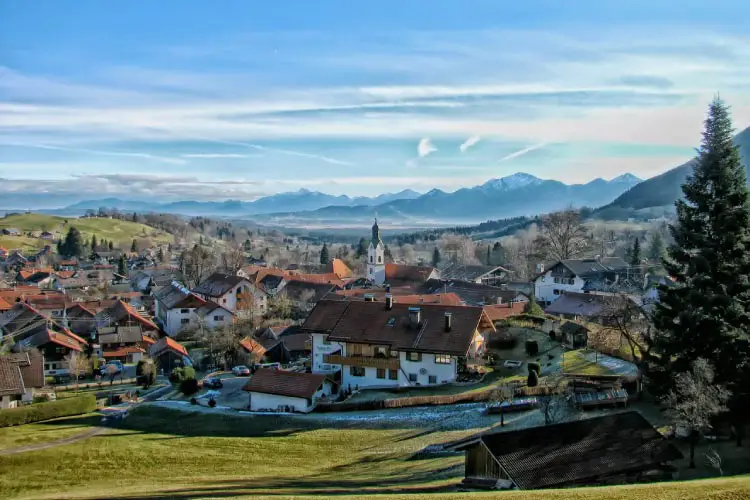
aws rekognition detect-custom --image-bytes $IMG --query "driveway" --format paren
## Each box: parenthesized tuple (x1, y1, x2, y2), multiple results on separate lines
(202, 376, 250, 410)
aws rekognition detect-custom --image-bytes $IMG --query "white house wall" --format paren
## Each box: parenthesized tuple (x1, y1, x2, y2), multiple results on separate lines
(534, 271, 586, 304)
(249, 392, 311, 413)
(340, 350, 458, 391)
(311, 333, 343, 374)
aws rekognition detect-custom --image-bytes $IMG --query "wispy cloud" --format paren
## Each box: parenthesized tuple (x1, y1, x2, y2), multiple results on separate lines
(459, 136, 481, 152)
(498, 143, 548, 163)
(418, 138, 437, 157)
(180, 153, 258, 159)
(3, 142, 186, 165)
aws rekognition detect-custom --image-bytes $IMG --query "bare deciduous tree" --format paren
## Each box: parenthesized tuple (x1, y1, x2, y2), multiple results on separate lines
(536, 209, 589, 261)
(537, 376, 567, 426)
(220, 243, 246, 275)
(489, 382, 515, 427)
(64, 351, 90, 391)
(179, 244, 216, 288)
(705, 448, 723, 476)
(665, 358, 731, 468)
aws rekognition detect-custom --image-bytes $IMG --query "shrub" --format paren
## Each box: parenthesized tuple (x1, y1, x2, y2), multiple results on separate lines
(527, 370, 539, 388)
(523, 296, 545, 317)
(549, 330, 556, 340)
(525, 340, 539, 356)
(136, 359, 156, 388)
(179, 378, 199, 395)
(527, 362, 541, 375)
(183, 366, 196, 380)
(169, 367, 185, 383)
(190, 397, 197, 405)
(44, 376, 55, 385)
(208, 398, 217, 408)
(0, 395, 96, 428)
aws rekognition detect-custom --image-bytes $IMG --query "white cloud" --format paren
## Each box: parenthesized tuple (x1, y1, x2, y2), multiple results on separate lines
(1, 142, 186, 164)
(498, 143, 548, 163)
(417, 138, 437, 157)
(459, 136, 481, 152)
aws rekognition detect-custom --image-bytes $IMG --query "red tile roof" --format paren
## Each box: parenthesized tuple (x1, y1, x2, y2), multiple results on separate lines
(46, 330, 84, 352)
(332, 290, 463, 306)
(54, 271, 76, 279)
(149, 336, 188, 358)
(0, 297, 11, 311)
(141, 335, 156, 345)
(483, 302, 527, 322)
(243, 369, 326, 399)
(240, 336, 267, 357)
(103, 346, 145, 358)
(328, 258, 353, 279)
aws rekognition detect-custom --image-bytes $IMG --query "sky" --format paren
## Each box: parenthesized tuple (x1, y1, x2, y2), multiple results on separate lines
(1, 0, 750, 205)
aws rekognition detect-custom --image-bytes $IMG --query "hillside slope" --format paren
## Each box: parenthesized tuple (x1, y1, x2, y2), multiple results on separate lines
(0, 213, 172, 251)
(597, 126, 750, 218)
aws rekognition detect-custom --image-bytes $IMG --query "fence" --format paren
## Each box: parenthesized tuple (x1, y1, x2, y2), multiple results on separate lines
(55, 377, 137, 392)
(315, 387, 496, 412)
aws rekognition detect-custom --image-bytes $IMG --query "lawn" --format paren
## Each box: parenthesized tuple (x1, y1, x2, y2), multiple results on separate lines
(0, 414, 101, 452)
(0, 213, 172, 249)
(0, 235, 49, 253)
(562, 349, 616, 376)
(0, 406, 748, 500)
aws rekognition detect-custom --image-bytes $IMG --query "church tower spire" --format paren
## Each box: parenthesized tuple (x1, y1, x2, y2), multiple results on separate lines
(366, 217, 386, 284)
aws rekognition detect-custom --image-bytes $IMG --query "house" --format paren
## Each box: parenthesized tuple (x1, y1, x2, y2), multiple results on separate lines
(482, 302, 527, 323)
(15, 269, 54, 287)
(95, 300, 159, 335)
(91, 250, 123, 264)
(153, 282, 207, 336)
(195, 301, 234, 331)
(5, 251, 27, 270)
(193, 272, 261, 316)
(240, 325, 296, 364)
(384, 263, 438, 288)
(0, 350, 45, 408)
(243, 368, 331, 413)
(304, 298, 493, 392)
(544, 291, 636, 325)
(64, 303, 97, 339)
(58, 259, 78, 271)
(17, 328, 88, 379)
(447, 412, 681, 490)
(559, 322, 590, 349)
(149, 336, 190, 373)
(438, 264, 510, 285)
(533, 257, 634, 304)
(22, 293, 69, 318)
(331, 289, 464, 306)
(2, 228, 21, 236)
(277, 326, 311, 360)
(417, 279, 528, 306)
(97, 326, 155, 363)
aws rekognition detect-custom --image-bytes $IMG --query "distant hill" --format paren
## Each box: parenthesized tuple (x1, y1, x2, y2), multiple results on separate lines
(253, 173, 642, 226)
(596, 126, 750, 219)
(0, 213, 173, 251)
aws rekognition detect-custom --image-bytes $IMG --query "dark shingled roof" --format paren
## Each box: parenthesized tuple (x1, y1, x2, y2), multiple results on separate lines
(385, 263, 436, 284)
(280, 280, 338, 303)
(417, 279, 527, 306)
(153, 283, 205, 310)
(545, 292, 633, 318)
(452, 411, 681, 490)
(438, 264, 509, 282)
(243, 368, 326, 399)
(553, 257, 629, 278)
(193, 272, 247, 298)
(0, 357, 25, 396)
(303, 299, 487, 356)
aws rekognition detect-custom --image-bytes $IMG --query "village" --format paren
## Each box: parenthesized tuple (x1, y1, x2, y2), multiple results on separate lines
(1, 205, 747, 496)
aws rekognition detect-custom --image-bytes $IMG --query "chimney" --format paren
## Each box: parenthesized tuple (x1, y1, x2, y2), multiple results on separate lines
(536, 263, 544, 273)
(385, 293, 393, 310)
(496, 296, 503, 305)
(444, 312, 452, 332)
(408, 307, 421, 328)
(364, 293, 375, 302)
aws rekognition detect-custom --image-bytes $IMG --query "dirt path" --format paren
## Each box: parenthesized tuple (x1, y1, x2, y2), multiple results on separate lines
(0, 426, 107, 456)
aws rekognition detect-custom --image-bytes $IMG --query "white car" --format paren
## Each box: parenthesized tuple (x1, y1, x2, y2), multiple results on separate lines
(232, 365, 250, 376)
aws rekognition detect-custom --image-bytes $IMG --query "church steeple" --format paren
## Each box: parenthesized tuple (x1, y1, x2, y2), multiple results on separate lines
(371, 217, 382, 247)
(366, 216, 386, 284)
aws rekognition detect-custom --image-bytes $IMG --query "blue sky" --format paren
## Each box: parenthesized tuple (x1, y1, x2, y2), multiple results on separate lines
(1, 0, 749, 204)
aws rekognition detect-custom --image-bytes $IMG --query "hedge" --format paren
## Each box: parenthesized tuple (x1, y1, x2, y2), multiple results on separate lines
(0, 394, 97, 428)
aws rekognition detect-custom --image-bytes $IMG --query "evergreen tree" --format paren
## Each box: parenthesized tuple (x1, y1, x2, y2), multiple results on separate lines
(90, 234, 98, 251)
(132, 212, 137, 223)
(108, 240, 114, 251)
(56, 239, 63, 255)
(432, 247, 441, 267)
(60, 227, 85, 258)
(486, 244, 491, 265)
(355, 237, 368, 258)
(649, 98, 750, 401)
(319, 243, 329, 264)
(131, 239, 138, 253)
(630, 237, 641, 266)
(648, 232, 666, 262)
(118, 255, 127, 276)
(524, 295, 545, 317)
(158, 247, 165, 262)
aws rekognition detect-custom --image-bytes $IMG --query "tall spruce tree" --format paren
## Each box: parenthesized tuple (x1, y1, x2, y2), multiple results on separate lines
(432, 247, 441, 267)
(649, 98, 750, 402)
(319, 243, 329, 264)
(61, 227, 85, 258)
(90, 234, 98, 252)
(630, 237, 641, 266)
(118, 255, 127, 276)
(131, 239, 138, 253)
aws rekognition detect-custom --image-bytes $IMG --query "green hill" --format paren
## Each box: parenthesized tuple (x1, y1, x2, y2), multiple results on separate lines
(0, 213, 172, 252)
(595, 126, 750, 219)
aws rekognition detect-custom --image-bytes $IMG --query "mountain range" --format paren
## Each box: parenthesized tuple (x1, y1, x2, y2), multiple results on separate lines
(596, 126, 750, 219)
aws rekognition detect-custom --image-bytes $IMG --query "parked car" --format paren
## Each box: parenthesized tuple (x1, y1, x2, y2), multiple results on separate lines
(254, 362, 281, 372)
(203, 377, 224, 389)
(100, 360, 123, 376)
(232, 365, 250, 376)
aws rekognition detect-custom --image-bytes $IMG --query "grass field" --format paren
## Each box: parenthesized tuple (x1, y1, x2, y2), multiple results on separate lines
(0, 213, 172, 251)
(1, 405, 749, 499)
(561, 349, 615, 376)
(0, 235, 48, 253)
(0, 414, 101, 452)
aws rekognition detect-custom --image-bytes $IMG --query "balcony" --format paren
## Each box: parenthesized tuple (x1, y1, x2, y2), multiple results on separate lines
(323, 354, 400, 370)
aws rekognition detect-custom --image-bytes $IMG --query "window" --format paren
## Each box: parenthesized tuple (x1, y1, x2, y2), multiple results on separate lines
(408, 373, 417, 382)
(375, 346, 388, 358)
(553, 277, 560, 284)
(388, 369, 398, 380)
(180, 309, 189, 314)
(406, 352, 422, 362)
(369, 268, 373, 275)
(350, 366, 365, 377)
(376, 368, 385, 379)
(377, 256, 382, 263)
(214, 315, 224, 321)
(222, 298, 227, 304)
(434, 354, 451, 364)
(370, 256, 373, 263)
(181, 318, 190, 324)
(389, 349, 399, 358)
(428, 375, 437, 384)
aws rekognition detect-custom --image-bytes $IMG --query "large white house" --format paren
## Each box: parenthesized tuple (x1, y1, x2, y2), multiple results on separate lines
(193, 272, 262, 316)
(304, 298, 493, 393)
(533, 257, 631, 305)
(153, 282, 207, 336)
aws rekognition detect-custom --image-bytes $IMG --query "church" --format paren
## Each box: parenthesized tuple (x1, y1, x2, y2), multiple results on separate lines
(364, 218, 438, 287)
(366, 218, 386, 284)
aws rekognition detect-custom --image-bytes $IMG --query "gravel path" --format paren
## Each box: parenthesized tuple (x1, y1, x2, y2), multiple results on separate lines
(0, 427, 107, 456)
